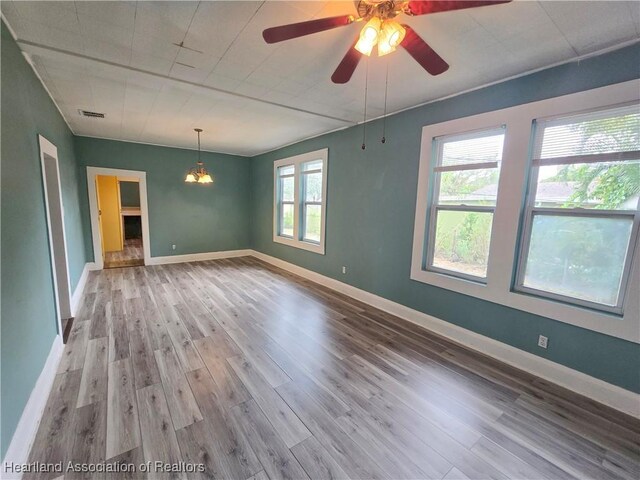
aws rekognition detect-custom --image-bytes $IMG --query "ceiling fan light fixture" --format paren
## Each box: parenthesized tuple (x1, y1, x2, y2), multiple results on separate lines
(355, 16, 382, 56)
(376, 40, 395, 57)
(377, 20, 405, 56)
(262, 1, 511, 83)
(355, 36, 375, 56)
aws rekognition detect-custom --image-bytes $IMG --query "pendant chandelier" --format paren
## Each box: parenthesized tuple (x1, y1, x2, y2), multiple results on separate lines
(185, 128, 213, 184)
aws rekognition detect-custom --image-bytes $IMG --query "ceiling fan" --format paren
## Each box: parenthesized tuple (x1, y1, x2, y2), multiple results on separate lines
(263, 1, 512, 84)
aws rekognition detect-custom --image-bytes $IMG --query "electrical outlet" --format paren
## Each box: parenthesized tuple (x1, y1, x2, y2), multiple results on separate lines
(538, 335, 548, 349)
(172, 244, 176, 250)
(342, 266, 347, 274)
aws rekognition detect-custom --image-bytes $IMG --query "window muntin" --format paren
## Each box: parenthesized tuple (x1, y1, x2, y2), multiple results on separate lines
(427, 127, 505, 281)
(273, 149, 327, 254)
(516, 104, 640, 313)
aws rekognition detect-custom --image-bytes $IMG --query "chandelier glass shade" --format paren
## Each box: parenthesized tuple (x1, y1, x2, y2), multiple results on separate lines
(185, 128, 213, 184)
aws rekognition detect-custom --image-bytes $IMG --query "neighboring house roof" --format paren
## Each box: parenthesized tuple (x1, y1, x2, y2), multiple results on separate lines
(442, 182, 639, 208)
(475, 181, 581, 203)
(441, 182, 592, 204)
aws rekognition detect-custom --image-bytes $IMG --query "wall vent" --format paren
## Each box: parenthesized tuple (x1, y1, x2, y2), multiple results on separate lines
(78, 109, 105, 118)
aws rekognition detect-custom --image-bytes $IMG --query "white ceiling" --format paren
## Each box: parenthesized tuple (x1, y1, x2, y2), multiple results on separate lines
(2, 1, 639, 156)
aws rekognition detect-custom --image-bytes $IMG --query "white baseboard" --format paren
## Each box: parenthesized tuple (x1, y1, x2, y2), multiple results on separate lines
(146, 249, 252, 266)
(250, 250, 640, 418)
(70, 262, 94, 316)
(2, 336, 64, 476)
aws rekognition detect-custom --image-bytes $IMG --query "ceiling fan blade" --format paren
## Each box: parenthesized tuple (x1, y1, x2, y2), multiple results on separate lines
(263, 15, 355, 43)
(331, 39, 362, 84)
(406, 0, 511, 16)
(400, 25, 449, 76)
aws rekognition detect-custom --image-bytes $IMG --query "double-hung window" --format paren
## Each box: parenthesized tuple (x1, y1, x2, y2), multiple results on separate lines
(516, 104, 640, 313)
(274, 149, 328, 254)
(277, 165, 295, 237)
(412, 81, 639, 341)
(427, 127, 505, 281)
(301, 160, 323, 243)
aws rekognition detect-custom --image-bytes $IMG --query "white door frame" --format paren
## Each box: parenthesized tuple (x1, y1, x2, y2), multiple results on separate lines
(87, 166, 151, 269)
(39, 135, 72, 334)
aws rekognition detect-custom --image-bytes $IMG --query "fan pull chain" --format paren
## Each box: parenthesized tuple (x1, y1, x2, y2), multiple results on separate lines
(382, 60, 389, 144)
(362, 57, 369, 150)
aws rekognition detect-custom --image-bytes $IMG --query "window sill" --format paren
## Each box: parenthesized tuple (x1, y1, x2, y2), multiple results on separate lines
(426, 265, 488, 285)
(513, 284, 624, 317)
(410, 264, 638, 343)
(273, 235, 325, 255)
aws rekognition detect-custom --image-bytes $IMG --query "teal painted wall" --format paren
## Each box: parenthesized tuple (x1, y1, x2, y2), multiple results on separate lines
(119, 181, 140, 207)
(1, 22, 89, 458)
(74, 137, 252, 259)
(250, 44, 640, 393)
(2, 16, 639, 461)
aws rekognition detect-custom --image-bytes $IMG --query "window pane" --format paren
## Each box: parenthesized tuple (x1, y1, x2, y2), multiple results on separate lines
(304, 172, 322, 202)
(538, 109, 640, 159)
(280, 203, 294, 237)
(303, 159, 323, 171)
(280, 176, 294, 202)
(432, 210, 493, 278)
(534, 160, 639, 209)
(438, 168, 499, 206)
(440, 132, 504, 168)
(523, 215, 633, 306)
(279, 165, 294, 176)
(303, 204, 322, 243)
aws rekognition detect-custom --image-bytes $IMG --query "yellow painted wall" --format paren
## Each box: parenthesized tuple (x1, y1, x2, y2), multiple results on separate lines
(96, 175, 122, 253)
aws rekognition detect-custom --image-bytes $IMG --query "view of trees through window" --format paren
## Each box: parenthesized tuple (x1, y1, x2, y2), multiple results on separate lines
(433, 210, 494, 277)
(521, 108, 639, 307)
(431, 131, 504, 278)
(429, 107, 639, 303)
(276, 156, 325, 246)
(279, 167, 295, 237)
(524, 215, 632, 305)
(538, 113, 639, 209)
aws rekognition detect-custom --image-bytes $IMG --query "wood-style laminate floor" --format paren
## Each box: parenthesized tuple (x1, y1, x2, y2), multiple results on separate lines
(104, 238, 144, 269)
(26, 257, 640, 480)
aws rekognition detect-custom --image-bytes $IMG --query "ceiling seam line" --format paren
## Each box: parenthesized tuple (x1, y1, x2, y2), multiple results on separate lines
(169, 1, 202, 76)
(17, 39, 354, 124)
(207, 1, 266, 80)
(538, 2, 580, 57)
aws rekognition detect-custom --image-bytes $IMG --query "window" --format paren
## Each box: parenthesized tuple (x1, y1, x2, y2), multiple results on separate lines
(411, 80, 639, 342)
(426, 127, 505, 281)
(277, 165, 295, 237)
(516, 104, 640, 313)
(302, 160, 323, 243)
(273, 149, 328, 254)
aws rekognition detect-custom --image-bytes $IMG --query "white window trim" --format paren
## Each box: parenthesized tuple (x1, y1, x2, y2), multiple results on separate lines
(273, 149, 328, 255)
(411, 79, 640, 343)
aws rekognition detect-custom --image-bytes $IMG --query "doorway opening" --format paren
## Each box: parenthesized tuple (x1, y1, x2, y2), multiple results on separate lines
(96, 175, 144, 268)
(87, 167, 151, 270)
(39, 135, 72, 340)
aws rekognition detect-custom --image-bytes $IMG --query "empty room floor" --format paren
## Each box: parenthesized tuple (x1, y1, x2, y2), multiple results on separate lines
(27, 257, 639, 480)
(104, 238, 144, 269)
